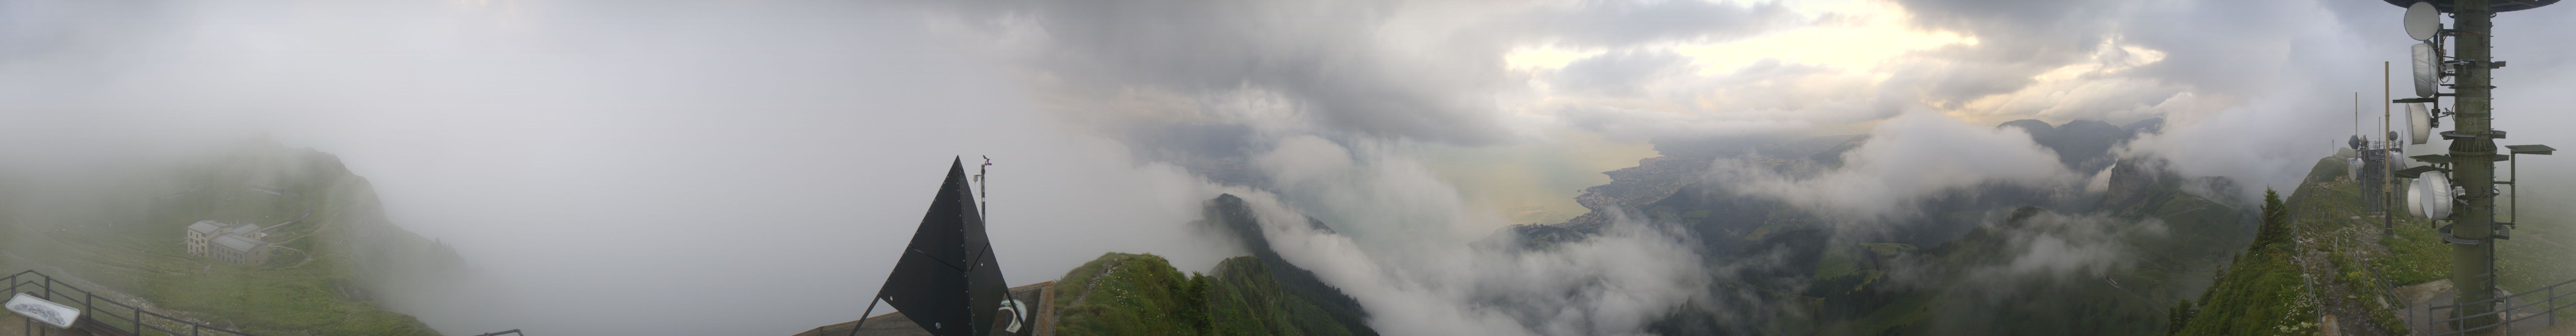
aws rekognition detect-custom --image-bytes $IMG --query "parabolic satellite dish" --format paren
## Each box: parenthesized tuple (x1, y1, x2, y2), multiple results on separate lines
(2406, 103, 2434, 144)
(2410, 172, 2456, 219)
(2383, 0, 2560, 12)
(2414, 42, 2441, 98)
(2406, 2, 2441, 40)
(2408, 176, 2424, 217)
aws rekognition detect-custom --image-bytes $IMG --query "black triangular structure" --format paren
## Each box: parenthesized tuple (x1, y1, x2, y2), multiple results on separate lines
(868, 158, 1020, 336)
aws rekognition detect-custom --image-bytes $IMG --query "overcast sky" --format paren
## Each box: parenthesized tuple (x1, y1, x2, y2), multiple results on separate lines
(5, 0, 2576, 335)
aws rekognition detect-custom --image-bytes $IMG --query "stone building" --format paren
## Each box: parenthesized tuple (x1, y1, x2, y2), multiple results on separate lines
(184, 220, 274, 265)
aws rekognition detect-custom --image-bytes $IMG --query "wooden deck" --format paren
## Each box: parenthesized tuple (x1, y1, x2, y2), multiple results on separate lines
(791, 282, 1056, 336)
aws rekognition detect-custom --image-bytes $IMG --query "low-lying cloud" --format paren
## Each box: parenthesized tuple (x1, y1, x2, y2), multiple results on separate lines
(1702, 109, 2086, 223)
(1229, 138, 1712, 336)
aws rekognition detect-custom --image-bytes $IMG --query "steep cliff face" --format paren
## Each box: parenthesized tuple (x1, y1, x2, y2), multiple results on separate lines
(0, 140, 464, 335)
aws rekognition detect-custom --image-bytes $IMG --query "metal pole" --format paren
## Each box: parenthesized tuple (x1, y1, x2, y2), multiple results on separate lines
(2386, 61, 2398, 231)
(2448, 0, 2504, 333)
(847, 298, 881, 336)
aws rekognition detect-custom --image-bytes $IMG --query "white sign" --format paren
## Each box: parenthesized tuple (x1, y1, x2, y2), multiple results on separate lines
(6, 293, 79, 329)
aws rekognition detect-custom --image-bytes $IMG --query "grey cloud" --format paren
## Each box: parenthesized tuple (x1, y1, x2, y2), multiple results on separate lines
(2119, 0, 2347, 97)
(1224, 142, 1716, 335)
(1532, 0, 1798, 47)
(1551, 59, 1896, 140)
(1553, 50, 1696, 96)
(1698, 109, 2084, 223)
(1884, 0, 2125, 105)
(1896, 0, 2120, 36)
(1985, 211, 2154, 282)
(0, 1, 1244, 335)
(936, 0, 1519, 145)
(927, 0, 1796, 147)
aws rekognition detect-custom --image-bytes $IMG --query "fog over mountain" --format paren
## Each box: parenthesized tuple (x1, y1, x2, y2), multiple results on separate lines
(5, 0, 2576, 335)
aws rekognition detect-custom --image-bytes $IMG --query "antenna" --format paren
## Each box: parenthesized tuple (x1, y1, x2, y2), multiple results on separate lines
(2408, 170, 2456, 219)
(2380, 0, 2562, 12)
(2405, 103, 2432, 144)
(2385, 61, 2398, 231)
(2405, 2, 2442, 40)
(2412, 42, 2440, 98)
(975, 156, 991, 220)
(2381, 0, 2559, 331)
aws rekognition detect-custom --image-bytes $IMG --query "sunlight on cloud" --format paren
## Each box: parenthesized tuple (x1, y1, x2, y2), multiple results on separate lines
(1950, 39, 2185, 123)
(1674, 0, 1972, 76)
(2031, 41, 2169, 83)
(1505, 46, 1606, 71)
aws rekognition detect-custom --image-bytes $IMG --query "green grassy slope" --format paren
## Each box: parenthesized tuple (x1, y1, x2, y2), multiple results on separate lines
(2167, 155, 2488, 336)
(2168, 188, 2315, 336)
(1203, 256, 1361, 336)
(1051, 252, 1208, 336)
(0, 142, 460, 335)
(1049, 253, 1373, 336)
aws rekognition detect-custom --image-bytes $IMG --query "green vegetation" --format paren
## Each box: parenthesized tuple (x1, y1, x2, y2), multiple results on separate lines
(1052, 253, 1206, 336)
(1800, 160, 2255, 336)
(2168, 188, 2317, 336)
(1812, 244, 1861, 280)
(1050, 253, 1372, 336)
(2378, 210, 2450, 285)
(1204, 257, 1364, 336)
(0, 142, 454, 336)
(2153, 153, 2576, 336)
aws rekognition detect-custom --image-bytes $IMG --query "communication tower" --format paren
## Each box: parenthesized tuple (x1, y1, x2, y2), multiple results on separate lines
(2381, 0, 2558, 333)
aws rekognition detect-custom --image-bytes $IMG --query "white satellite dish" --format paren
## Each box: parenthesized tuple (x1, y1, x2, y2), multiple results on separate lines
(2406, 103, 2433, 144)
(2414, 42, 2441, 97)
(2388, 143, 2407, 166)
(2405, 2, 2441, 41)
(2410, 172, 2456, 219)
(2408, 176, 2426, 217)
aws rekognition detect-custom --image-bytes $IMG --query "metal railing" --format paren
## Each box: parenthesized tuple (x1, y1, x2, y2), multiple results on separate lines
(4, 270, 524, 336)
(2404, 276, 2576, 336)
(6, 269, 259, 336)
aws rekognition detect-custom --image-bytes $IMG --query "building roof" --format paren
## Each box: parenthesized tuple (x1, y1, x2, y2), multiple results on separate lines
(186, 220, 225, 234)
(236, 223, 262, 234)
(211, 234, 265, 252)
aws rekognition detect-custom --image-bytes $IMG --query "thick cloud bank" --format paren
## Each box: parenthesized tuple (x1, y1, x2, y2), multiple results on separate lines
(1704, 110, 2085, 222)
(10, 0, 2576, 335)
(1226, 138, 1711, 336)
